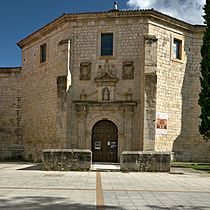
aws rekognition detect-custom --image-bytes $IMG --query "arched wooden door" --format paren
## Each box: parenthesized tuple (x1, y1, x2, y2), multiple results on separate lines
(92, 120, 118, 162)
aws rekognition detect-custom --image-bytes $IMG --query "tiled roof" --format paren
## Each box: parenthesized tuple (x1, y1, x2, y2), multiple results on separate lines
(63, 8, 203, 26)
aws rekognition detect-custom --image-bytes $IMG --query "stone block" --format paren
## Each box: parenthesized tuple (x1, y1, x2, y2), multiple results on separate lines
(42, 149, 92, 171)
(0, 146, 25, 161)
(120, 151, 171, 172)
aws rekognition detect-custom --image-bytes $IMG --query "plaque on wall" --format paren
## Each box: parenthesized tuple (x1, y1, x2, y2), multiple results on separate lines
(94, 141, 101, 150)
(156, 112, 168, 135)
(80, 62, 91, 80)
(122, 61, 134, 80)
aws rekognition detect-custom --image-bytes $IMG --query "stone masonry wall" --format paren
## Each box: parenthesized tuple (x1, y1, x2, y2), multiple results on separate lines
(67, 17, 147, 152)
(20, 23, 70, 161)
(149, 23, 186, 152)
(172, 31, 210, 162)
(2, 12, 208, 162)
(0, 68, 23, 160)
(149, 22, 210, 161)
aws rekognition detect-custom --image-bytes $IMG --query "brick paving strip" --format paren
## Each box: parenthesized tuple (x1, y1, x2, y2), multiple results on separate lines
(96, 172, 105, 210)
(0, 186, 209, 194)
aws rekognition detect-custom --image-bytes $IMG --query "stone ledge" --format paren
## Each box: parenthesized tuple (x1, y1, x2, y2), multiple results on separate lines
(0, 67, 21, 74)
(42, 149, 92, 171)
(120, 151, 171, 172)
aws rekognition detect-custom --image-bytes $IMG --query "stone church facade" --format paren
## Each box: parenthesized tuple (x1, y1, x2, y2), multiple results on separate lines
(0, 8, 210, 162)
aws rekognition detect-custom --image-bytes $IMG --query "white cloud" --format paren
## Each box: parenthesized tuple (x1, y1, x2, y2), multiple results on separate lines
(126, 0, 205, 24)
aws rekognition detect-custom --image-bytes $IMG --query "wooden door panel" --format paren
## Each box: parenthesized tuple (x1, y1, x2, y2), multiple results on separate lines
(92, 120, 118, 162)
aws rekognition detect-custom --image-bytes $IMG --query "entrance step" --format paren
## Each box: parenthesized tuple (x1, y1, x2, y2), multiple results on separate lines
(91, 162, 120, 172)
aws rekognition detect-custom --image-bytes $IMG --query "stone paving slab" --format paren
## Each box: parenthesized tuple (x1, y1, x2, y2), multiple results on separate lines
(0, 162, 210, 210)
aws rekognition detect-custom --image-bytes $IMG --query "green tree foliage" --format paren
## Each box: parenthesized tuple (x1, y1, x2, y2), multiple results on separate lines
(198, 0, 210, 140)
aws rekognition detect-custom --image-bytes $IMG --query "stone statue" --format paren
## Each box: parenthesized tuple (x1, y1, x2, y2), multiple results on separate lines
(102, 88, 110, 101)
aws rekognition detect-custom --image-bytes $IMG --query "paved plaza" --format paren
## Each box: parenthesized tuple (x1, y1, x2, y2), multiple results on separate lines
(0, 162, 210, 209)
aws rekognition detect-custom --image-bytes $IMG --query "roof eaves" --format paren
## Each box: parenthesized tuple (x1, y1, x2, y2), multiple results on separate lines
(17, 13, 67, 49)
(0, 67, 21, 74)
(17, 9, 205, 49)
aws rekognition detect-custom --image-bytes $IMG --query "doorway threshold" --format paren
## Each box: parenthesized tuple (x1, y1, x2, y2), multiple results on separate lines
(91, 162, 120, 172)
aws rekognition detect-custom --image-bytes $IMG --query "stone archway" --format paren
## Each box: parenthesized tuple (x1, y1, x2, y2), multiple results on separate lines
(91, 120, 118, 162)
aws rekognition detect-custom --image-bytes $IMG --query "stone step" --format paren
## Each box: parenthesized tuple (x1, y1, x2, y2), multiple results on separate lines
(91, 162, 120, 172)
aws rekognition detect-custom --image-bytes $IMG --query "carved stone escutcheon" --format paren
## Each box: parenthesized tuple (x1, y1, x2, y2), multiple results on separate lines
(122, 61, 134, 80)
(80, 62, 91, 80)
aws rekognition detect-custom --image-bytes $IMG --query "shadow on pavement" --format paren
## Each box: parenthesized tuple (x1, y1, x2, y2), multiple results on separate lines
(0, 196, 124, 210)
(147, 205, 210, 209)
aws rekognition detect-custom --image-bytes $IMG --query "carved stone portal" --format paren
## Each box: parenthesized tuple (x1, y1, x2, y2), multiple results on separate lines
(80, 62, 91, 80)
(122, 61, 134, 80)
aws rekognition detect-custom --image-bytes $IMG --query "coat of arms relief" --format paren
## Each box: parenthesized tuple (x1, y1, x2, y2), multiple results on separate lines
(79, 60, 134, 101)
(122, 61, 134, 80)
(80, 62, 91, 80)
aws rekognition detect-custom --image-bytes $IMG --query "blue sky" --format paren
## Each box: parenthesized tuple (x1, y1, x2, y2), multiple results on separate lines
(0, 0, 128, 67)
(0, 0, 205, 67)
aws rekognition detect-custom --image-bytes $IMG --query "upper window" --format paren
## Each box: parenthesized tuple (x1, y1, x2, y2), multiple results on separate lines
(40, 43, 47, 63)
(173, 38, 182, 60)
(101, 33, 113, 56)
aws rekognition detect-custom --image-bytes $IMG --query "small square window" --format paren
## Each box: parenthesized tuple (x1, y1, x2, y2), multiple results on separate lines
(101, 33, 113, 56)
(40, 44, 47, 63)
(173, 39, 182, 60)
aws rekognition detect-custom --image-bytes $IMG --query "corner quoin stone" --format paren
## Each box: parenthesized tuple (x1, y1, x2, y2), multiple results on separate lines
(120, 151, 171, 172)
